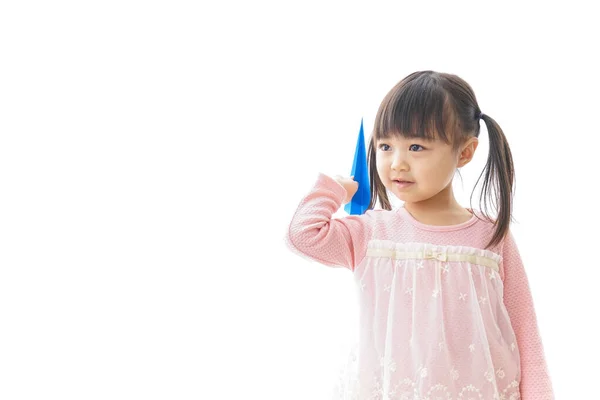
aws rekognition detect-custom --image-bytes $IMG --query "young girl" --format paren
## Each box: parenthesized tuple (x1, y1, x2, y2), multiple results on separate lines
(284, 71, 554, 400)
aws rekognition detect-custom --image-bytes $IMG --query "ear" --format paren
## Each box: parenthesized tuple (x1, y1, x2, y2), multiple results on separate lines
(457, 137, 479, 168)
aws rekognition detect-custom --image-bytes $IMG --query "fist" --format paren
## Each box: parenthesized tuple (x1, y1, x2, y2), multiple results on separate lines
(333, 175, 359, 205)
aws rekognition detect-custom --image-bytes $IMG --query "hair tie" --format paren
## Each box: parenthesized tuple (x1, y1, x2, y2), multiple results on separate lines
(478, 112, 484, 120)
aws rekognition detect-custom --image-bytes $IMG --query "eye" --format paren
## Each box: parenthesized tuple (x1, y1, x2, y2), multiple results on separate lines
(379, 143, 425, 152)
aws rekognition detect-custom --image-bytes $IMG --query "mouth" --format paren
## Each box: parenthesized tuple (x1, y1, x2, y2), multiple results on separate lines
(394, 180, 414, 188)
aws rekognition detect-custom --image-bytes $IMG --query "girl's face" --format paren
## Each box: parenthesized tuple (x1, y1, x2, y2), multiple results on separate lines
(375, 134, 462, 203)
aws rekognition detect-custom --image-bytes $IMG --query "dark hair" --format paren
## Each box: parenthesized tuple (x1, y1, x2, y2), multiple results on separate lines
(366, 71, 515, 249)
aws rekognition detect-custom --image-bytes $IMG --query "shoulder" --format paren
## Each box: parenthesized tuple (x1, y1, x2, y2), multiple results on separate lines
(470, 209, 503, 235)
(335, 208, 398, 233)
(363, 207, 398, 222)
(470, 208, 498, 225)
(339, 208, 390, 225)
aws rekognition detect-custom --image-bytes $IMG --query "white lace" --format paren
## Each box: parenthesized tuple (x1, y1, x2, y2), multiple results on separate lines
(332, 241, 520, 400)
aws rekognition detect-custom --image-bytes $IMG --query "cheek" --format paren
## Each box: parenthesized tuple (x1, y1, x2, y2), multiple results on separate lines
(375, 164, 386, 181)
(375, 156, 386, 172)
(426, 160, 455, 181)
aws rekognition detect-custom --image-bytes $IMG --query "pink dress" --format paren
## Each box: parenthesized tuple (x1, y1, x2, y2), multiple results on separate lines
(285, 173, 554, 400)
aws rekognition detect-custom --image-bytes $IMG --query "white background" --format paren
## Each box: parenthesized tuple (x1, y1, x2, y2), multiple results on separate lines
(1, 1, 598, 399)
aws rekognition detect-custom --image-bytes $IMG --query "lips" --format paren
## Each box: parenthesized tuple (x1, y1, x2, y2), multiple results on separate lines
(394, 180, 414, 189)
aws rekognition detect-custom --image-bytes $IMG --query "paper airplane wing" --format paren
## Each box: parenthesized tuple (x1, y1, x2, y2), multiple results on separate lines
(344, 119, 371, 215)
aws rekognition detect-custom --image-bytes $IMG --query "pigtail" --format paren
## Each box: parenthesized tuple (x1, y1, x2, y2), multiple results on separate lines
(475, 114, 515, 249)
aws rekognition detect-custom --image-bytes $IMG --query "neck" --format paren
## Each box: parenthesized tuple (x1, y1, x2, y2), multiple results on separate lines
(403, 184, 465, 216)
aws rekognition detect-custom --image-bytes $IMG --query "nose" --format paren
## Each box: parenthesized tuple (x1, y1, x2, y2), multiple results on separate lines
(390, 152, 409, 171)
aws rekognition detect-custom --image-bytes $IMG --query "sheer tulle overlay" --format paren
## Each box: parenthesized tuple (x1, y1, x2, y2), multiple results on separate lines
(333, 240, 521, 400)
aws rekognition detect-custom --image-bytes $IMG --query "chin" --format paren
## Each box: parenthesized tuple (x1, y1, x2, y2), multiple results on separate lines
(389, 190, 408, 200)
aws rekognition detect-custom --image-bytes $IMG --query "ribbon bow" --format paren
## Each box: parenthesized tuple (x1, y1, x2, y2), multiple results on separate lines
(425, 251, 447, 262)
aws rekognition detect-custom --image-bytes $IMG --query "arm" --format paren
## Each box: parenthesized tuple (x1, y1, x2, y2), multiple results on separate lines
(284, 172, 375, 271)
(500, 229, 555, 400)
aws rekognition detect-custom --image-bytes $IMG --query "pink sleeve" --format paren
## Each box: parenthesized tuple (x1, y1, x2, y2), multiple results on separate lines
(500, 230, 555, 400)
(284, 172, 375, 271)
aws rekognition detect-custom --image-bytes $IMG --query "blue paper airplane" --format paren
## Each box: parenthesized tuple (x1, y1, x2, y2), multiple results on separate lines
(344, 118, 371, 215)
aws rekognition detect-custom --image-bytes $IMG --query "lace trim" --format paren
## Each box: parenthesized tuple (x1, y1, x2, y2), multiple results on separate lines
(365, 241, 500, 273)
